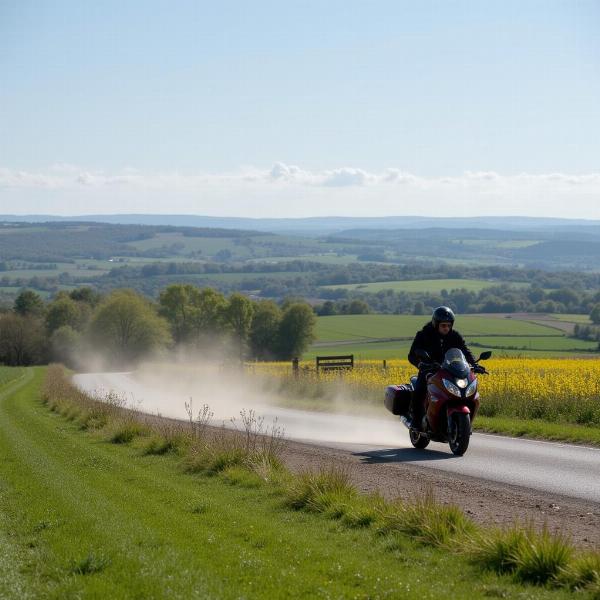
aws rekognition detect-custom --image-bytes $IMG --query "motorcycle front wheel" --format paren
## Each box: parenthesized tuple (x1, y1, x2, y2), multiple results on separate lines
(409, 428, 430, 449)
(448, 413, 471, 456)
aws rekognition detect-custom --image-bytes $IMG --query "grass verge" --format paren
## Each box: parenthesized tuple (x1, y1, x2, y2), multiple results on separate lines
(474, 416, 600, 446)
(0, 366, 598, 598)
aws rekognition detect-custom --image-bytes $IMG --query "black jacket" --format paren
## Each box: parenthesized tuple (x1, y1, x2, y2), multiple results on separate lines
(408, 322, 476, 368)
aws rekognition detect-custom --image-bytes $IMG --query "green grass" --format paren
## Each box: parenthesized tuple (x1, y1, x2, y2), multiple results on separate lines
(468, 335, 598, 351)
(0, 368, 588, 598)
(474, 416, 600, 445)
(552, 314, 593, 324)
(308, 315, 597, 359)
(321, 278, 529, 293)
(314, 314, 562, 342)
(0, 366, 25, 387)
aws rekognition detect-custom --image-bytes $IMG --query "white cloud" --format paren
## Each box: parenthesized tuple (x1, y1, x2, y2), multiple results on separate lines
(1, 163, 600, 218)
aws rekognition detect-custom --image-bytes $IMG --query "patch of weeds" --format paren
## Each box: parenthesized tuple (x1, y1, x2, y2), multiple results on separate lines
(142, 435, 180, 456)
(69, 552, 110, 575)
(514, 528, 572, 585)
(471, 524, 574, 586)
(342, 503, 379, 529)
(220, 465, 263, 488)
(108, 421, 147, 444)
(473, 526, 528, 574)
(559, 552, 600, 590)
(184, 445, 246, 475)
(284, 467, 356, 512)
(378, 490, 475, 547)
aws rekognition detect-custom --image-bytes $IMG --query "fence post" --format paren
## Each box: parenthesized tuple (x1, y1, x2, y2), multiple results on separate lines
(383, 359, 387, 370)
(292, 357, 299, 378)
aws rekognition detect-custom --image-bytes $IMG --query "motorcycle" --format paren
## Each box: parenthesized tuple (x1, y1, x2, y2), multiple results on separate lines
(384, 347, 491, 456)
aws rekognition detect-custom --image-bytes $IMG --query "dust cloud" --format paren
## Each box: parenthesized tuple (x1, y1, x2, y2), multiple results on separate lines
(72, 357, 408, 448)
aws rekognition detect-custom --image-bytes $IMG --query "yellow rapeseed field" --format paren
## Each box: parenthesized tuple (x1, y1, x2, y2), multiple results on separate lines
(249, 358, 600, 426)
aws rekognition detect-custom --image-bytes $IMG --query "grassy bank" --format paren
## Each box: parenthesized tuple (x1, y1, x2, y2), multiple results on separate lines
(0, 367, 598, 598)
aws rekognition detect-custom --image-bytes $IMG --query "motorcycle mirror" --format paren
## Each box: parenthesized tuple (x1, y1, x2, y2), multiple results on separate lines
(415, 349, 430, 360)
(478, 351, 492, 361)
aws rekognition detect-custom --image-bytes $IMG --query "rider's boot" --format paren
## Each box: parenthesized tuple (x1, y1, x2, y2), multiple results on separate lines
(409, 391, 424, 431)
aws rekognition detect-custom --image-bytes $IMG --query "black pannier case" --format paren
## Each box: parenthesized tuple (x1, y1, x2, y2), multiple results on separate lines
(384, 384, 412, 416)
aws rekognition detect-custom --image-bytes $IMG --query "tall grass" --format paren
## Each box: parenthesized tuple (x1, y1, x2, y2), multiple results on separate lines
(472, 524, 573, 585)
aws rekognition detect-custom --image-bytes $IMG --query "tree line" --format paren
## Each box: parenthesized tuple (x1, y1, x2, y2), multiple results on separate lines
(0, 286, 316, 367)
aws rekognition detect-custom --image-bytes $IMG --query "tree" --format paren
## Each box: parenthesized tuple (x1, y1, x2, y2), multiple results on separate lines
(0, 313, 47, 365)
(249, 300, 281, 360)
(159, 284, 195, 343)
(276, 303, 316, 360)
(317, 300, 336, 316)
(69, 287, 101, 307)
(14, 290, 45, 317)
(87, 289, 171, 365)
(591, 304, 600, 325)
(412, 301, 426, 315)
(159, 284, 227, 346)
(224, 293, 254, 359)
(348, 300, 369, 315)
(188, 287, 227, 343)
(45, 295, 81, 334)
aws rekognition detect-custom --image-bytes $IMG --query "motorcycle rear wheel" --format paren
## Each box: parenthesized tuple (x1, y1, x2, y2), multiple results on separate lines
(409, 428, 430, 449)
(449, 413, 471, 456)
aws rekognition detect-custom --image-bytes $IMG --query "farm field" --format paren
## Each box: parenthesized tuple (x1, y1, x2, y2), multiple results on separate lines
(320, 278, 529, 293)
(0, 368, 574, 599)
(309, 314, 597, 359)
(249, 253, 359, 265)
(314, 314, 564, 341)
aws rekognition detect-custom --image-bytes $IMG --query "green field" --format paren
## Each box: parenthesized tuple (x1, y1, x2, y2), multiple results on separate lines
(315, 314, 562, 342)
(125, 232, 336, 261)
(308, 314, 596, 359)
(454, 239, 540, 249)
(0, 368, 576, 599)
(321, 278, 529, 293)
(249, 253, 359, 265)
(552, 314, 593, 324)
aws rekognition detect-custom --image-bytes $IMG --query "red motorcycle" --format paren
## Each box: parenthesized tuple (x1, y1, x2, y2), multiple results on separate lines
(384, 348, 491, 456)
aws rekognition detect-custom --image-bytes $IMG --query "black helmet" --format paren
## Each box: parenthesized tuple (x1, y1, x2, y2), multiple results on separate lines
(432, 306, 455, 328)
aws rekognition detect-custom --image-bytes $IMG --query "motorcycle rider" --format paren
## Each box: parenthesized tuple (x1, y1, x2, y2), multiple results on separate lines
(407, 306, 476, 431)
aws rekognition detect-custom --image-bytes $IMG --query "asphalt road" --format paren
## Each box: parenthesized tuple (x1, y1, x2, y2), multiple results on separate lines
(74, 371, 600, 504)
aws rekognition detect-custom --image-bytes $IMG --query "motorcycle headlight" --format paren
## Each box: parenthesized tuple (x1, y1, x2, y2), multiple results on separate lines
(465, 380, 477, 397)
(442, 378, 461, 396)
(456, 378, 468, 389)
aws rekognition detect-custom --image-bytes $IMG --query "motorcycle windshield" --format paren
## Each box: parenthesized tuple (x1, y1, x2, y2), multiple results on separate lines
(442, 348, 470, 378)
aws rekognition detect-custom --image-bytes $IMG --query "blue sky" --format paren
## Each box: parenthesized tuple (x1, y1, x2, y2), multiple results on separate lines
(1, 1, 599, 216)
